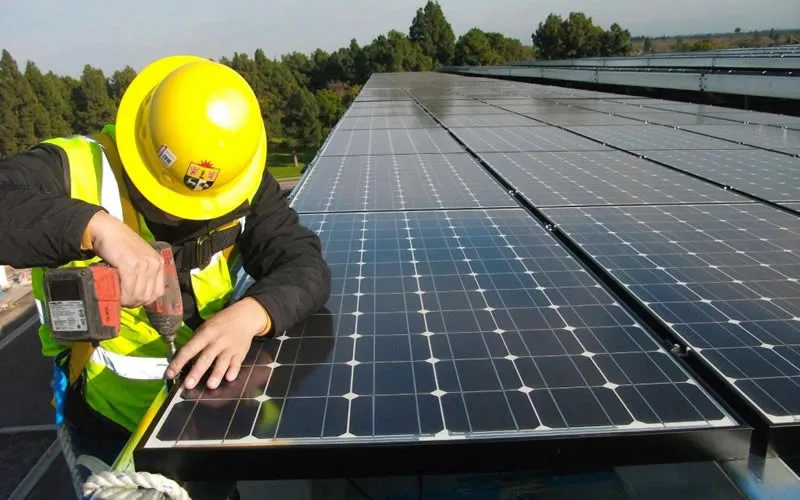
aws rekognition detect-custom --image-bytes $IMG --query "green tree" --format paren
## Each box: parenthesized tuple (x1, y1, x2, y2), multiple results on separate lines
(316, 88, 345, 133)
(485, 32, 535, 62)
(408, 0, 456, 66)
(108, 66, 137, 106)
(0, 50, 47, 155)
(454, 29, 502, 66)
(282, 87, 322, 149)
(600, 23, 632, 56)
(532, 14, 565, 59)
(71, 65, 116, 134)
(558, 12, 604, 59)
(25, 62, 72, 137)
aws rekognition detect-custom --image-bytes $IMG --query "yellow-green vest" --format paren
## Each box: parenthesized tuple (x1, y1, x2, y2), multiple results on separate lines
(30, 124, 248, 432)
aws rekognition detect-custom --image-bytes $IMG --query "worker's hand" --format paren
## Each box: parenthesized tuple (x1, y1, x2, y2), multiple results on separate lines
(165, 297, 269, 390)
(87, 211, 165, 307)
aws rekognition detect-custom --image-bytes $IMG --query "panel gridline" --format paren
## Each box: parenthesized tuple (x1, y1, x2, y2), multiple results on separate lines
(479, 151, 748, 208)
(544, 204, 800, 424)
(289, 153, 518, 213)
(635, 149, 800, 203)
(143, 209, 735, 449)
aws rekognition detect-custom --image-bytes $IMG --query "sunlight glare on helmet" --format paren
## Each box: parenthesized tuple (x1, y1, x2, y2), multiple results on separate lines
(206, 90, 248, 131)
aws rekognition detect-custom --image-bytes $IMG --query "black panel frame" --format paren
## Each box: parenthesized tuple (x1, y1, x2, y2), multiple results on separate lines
(133, 382, 750, 482)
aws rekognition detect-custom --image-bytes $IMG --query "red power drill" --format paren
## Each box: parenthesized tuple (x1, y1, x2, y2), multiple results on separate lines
(42, 241, 184, 364)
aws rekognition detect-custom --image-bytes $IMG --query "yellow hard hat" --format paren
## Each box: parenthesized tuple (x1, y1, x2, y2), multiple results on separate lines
(116, 55, 267, 220)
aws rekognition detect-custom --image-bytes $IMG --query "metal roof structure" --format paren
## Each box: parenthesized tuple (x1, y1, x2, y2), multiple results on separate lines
(132, 71, 799, 486)
(441, 45, 800, 100)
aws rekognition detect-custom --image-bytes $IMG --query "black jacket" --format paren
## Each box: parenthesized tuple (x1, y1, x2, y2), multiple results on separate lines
(0, 140, 331, 337)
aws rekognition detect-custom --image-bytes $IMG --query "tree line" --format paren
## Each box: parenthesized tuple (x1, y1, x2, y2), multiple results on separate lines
(637, 28, 799, 53)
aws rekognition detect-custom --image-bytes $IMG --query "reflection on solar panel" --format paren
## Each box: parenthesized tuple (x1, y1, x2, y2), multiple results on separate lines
(289, 154, 517, 213)
(635, 150, 800, 204)
(141, 209, 736, 448)
(479, 151, 748, 207)
(544, 204, 800, 424)
(136, 70, 800, 480)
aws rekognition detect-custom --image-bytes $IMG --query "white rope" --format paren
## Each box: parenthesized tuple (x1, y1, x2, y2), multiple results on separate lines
(82, 471, 191, 500)
(56, 422, 191, 499)
(57, 424, 91, 499)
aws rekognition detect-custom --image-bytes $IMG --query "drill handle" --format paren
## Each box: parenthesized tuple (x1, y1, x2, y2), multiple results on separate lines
(147, 241, 183, 319)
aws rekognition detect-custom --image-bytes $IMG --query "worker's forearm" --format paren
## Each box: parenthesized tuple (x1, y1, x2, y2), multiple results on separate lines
(242, 257, 332, 336)
(0, 185, 104, 268)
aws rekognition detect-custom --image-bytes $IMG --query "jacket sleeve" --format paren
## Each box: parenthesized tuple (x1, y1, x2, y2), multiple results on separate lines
(0, 143, 105, 268)
(236, 169, 331, 336)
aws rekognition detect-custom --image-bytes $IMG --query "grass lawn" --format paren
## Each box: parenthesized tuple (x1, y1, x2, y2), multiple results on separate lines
(266, 143, 317, 180)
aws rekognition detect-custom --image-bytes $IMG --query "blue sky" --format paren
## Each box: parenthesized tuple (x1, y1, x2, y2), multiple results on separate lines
(2, 0, 797, 76)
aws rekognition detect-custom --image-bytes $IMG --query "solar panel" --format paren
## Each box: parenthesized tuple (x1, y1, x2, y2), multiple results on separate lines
(451, 127, 611, 153)
(289, 153, 518, 213)
(479, 151, 749, 207)
(566, 125, 757, 151)
(543, 203, 800, 425)
(635, 149, 800, 204)
(137, 208, 738, 477)
(337, 115, 439, 130)
(139, 72, 795, 481)
(441, 114, 547, 128)
(679, 125, 800, 156)
(321, 128, 465, 156)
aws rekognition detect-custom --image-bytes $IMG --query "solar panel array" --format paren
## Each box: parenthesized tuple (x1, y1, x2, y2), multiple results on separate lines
(136, 71, 800, 479)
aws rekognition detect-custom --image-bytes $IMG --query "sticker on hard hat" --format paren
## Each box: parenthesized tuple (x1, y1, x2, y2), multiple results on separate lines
(184, 161, 219, 191)
(157, 144, 177, 168)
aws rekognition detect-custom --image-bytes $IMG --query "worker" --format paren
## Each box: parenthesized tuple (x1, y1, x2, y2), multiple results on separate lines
(0, 55, 331, 498)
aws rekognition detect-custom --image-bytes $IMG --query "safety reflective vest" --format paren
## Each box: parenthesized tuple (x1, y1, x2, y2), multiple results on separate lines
(30, 124, 248, 432)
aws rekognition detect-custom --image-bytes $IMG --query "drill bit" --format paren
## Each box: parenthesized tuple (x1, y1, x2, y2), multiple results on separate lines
(166, 336, 177, 363)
